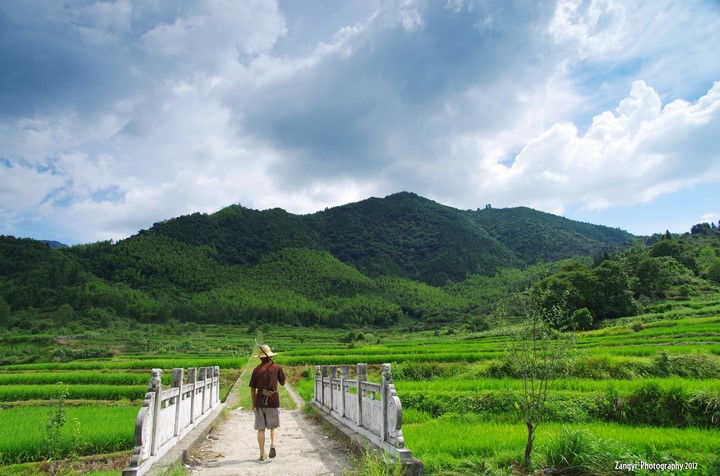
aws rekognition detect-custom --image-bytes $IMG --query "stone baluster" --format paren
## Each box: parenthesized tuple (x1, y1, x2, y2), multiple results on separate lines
(328, 365, 336, 412)
(213, 366, 220, 404)
(314, 366, 322, 405)
(198, 367, 207, 414)
(187, 368, 197, 423)
(320, 365, 328, 408)
(148, 368, 162, 456)
(356, 363, 367, 428)
(381, 363, 392, 443)
(340, 365, 350, 419)
(172, 368, 183, 437)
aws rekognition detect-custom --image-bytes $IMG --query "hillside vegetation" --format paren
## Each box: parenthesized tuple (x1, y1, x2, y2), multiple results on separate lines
(1, 192, 719, 340)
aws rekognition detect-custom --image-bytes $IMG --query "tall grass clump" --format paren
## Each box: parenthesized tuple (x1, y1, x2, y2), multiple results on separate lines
(653, 351, 720, 378)
(541, 428, 636, 475)
(352, 450, 403, 476)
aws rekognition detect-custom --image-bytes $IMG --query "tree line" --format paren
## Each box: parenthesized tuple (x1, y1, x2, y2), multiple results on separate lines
(1, 216, 718, 333)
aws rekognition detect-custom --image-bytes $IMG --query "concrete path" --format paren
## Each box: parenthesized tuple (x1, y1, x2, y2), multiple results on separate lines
(186, 382, 353, 476)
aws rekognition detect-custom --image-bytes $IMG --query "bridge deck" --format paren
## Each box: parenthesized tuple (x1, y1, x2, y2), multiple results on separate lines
(185, 382, 352, 476)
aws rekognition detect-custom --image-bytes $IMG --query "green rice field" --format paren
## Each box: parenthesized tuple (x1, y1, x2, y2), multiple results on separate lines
(0, 324, 248, 472)
(1, 294, 720, 474)
(277, 293, 720, 475)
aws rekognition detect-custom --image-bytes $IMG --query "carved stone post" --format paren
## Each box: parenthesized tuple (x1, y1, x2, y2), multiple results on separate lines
(356, 363, 367, 428)
(213, 366, 220, 405)
(314, 366, 322, 405)
(207, 367, 214, 406)
(188, 368, 197, 423)
(328, 365, 337, 412)
(198, 367, 207, 414)
(381, 363, 392, 443)
(149, 368, 162, 456)
(320, 365, 328, 408)
(172, 368, 183, 437)
(340, 365, 350, 419)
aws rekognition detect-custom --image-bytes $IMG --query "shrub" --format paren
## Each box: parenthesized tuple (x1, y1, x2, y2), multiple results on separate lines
(393, 362, 459, 380)
(572, 355, 639, 379)
(654, 352, 720, 378)
(542, 428, 637, 475)
(570, 308, 593, 331)
(687, 391, 720, 428)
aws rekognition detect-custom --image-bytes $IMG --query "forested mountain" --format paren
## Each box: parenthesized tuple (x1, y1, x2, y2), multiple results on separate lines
(471, 206, 632, 264)
(136, 192, 632, 285)
(308, 193, 520, 284)
(3, 191, 717, 332)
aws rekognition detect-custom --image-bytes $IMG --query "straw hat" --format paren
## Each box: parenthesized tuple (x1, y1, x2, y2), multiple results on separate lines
(254, 344, 278, 358)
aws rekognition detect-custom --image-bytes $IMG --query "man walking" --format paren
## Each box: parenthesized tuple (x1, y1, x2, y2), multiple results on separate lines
(249, 343, 286, 461)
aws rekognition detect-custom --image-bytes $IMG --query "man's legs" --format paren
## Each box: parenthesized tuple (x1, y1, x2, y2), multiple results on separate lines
(269, 427, 278, 457)
(257, 429, 266, 459)
(255, 408, 280, 460)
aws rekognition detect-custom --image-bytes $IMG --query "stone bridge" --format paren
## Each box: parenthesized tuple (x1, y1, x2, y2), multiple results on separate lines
(122, 362, 422, 475)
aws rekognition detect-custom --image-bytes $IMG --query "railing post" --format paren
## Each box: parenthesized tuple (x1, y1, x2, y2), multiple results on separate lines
(314, 366, 322, 405)
(356, 363, 367, 428)
(381, 363, 392, 443)
(188, 368, 197, 423)
(172, 368, 183, 437)
(213, 366, 220, 405)
(320, 365, 328, 408)
(340, 365, 350, 419)
(328, 365, 336, 412)
(207, 367, 215, 408)
(149, 368, 162, 457)
(198, 367, 207, 414)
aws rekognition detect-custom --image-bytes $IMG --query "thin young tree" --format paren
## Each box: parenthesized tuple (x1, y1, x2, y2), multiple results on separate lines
(505, 297, 575, 469)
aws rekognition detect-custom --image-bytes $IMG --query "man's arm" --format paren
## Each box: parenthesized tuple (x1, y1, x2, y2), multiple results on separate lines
(278, 365, 286, 386)
(250, 387, 256, 410)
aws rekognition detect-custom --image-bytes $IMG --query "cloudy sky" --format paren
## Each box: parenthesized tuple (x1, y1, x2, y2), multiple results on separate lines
(1, 0, 719, 245)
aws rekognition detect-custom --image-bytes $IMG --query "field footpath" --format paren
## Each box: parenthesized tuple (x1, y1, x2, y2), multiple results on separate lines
(153, 362, 352, 476)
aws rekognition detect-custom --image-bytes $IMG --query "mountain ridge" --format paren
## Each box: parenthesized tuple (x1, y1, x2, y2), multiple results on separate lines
(8, 191, 703, 329)
(142, 191, 634, 285)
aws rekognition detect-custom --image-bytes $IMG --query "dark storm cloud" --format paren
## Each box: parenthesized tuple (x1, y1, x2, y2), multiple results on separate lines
(229, 1, 557, 187)
(0, 2, 135, 118)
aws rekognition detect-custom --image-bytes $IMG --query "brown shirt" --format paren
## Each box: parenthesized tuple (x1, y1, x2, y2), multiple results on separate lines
(249, 360, 286, 408)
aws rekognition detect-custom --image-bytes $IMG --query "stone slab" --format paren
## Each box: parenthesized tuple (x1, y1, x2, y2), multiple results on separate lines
(186, 407, 350, 476)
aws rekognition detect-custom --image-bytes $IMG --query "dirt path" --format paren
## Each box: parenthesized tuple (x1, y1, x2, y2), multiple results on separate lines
(186, 376, 353, 475)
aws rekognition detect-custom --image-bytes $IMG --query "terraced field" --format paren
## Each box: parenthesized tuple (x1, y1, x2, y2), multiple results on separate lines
(0, 325, 247, 474)
(1, 295, 719, 474)
(280, 294, 720, 475)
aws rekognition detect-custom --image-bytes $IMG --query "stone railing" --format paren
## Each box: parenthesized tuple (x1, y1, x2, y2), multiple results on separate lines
(122, 366, 221, 476)
(312, 363, 413, 462)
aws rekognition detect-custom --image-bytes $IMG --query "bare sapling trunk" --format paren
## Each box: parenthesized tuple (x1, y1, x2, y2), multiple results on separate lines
(505, 296, 575, 471)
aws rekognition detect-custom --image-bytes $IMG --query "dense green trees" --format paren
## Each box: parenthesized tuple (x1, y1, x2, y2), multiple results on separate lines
(0, 237, 85, 310)
(1, 196, 718, 331)
(530, 231, 717, 328)
(0, 295, 10, 327)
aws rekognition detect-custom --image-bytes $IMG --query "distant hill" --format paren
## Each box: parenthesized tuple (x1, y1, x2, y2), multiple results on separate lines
(0, 192, 640, 327)
(143, 192, 633, 285)
(470, 206, 632, 264)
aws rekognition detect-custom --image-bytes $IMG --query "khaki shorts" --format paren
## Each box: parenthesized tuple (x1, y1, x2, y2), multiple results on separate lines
(254, 407, 280, 430)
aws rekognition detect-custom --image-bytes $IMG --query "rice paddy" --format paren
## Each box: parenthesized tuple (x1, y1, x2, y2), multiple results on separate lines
(276, 293, 720, 474)
(0, 324, 248, 472)
(1, 294, 719, 474)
